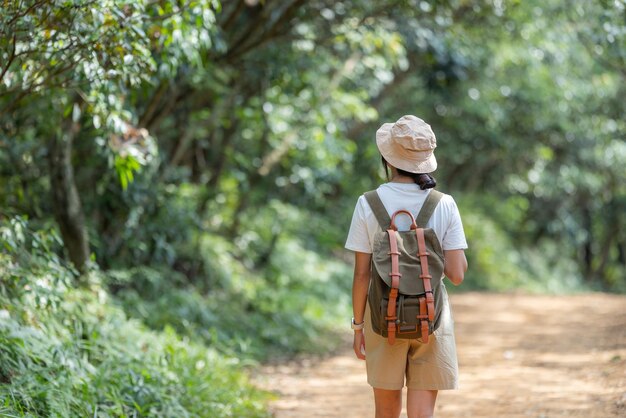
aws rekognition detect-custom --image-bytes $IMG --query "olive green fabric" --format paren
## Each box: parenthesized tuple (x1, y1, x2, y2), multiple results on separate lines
(364, 190, 445, 340)
(364, 190, 392, 228)
(415, 190, 442, 227)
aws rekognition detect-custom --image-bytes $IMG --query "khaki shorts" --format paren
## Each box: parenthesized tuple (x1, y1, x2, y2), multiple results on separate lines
(363, 285, 459, 390)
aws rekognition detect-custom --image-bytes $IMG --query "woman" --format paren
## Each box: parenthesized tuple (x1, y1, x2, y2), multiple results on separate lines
(345, 115, 468, 418)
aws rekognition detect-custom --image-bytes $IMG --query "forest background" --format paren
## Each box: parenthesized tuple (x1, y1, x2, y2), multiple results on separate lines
(1, 0, 624, 416)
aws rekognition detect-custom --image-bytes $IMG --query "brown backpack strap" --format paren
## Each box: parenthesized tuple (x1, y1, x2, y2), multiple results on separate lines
(415, 190, 443, 227)
(418, 295, 429, 344)
(385, 229, 401, 345)
(415, 228, 435, 344)
(364, 190, 392, 229)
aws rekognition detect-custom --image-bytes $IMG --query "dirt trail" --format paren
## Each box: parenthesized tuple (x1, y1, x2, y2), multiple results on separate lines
(256, 293, 626, 418)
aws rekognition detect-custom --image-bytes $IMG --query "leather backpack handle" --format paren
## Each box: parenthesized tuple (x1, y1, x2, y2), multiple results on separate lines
(389, 210, 417, 231)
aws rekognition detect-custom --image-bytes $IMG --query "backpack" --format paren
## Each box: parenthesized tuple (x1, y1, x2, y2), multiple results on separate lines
(364, 189, 445, 345)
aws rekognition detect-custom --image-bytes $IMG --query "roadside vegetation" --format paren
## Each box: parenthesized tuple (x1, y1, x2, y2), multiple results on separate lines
(1, 1, 623, 416)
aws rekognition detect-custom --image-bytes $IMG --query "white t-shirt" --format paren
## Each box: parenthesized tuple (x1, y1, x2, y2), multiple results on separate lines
(345, 182, 468, 253)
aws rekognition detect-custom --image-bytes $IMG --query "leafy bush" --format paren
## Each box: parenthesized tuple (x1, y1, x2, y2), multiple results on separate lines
(456, 195, 584, 293)
(106, 232, 352, 361)
(0, 218, 269, 417)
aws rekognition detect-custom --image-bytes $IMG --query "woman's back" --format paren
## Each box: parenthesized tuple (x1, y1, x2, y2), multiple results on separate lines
(345, 182, 467, 255)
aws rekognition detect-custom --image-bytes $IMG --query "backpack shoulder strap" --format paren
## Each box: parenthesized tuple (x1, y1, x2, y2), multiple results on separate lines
(415, 190, 444, 227)
(364, 190, 391, 229)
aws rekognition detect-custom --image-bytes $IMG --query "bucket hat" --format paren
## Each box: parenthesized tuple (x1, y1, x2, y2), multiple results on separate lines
(376, 115, 437, 173)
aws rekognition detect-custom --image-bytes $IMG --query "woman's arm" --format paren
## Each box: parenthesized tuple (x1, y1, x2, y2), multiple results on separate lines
(444, 249, 468, 286)
(352, 251, 371, 360)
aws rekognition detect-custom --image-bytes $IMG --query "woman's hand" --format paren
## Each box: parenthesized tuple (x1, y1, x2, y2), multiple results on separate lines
(353, 330, 366, 360)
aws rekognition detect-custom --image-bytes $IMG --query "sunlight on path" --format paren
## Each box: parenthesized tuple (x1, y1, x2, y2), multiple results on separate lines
(258, 353, 374, 417)
(257, 293, 626, 418)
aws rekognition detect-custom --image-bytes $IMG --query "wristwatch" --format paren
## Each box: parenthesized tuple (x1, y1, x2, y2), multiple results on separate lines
(351, 317, 365, 331)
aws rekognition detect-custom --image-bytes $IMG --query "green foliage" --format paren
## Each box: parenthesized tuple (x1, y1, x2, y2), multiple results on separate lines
(3, 0, 623, 292)
(456, 196, 582, 293)
(115, 154, 142, 191)
(1, 1, 626, 414)
(105, 226, 352, 361)
(0, 0, 219, 191)
(0, 218, 269, 417)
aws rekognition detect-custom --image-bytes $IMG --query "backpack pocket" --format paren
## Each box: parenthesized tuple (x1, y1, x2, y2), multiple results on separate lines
(398, 296, 420, 334)
(379, 295, 423, 335)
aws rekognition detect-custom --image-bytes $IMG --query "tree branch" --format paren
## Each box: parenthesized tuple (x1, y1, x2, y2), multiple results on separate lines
(5, 0, 48, 27)
(220, 0, 246, 32)
(138, 80, 169, 128)
(221, 3, 267, 61)
(0, 33, 17, 84)
(231, 0, 308, 62)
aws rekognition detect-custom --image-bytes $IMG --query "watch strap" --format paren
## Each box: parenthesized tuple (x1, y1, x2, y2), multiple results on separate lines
(351, 317, 365, 330)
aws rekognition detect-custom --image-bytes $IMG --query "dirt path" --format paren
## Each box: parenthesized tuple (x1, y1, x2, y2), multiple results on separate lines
(256, 293, 626, 417)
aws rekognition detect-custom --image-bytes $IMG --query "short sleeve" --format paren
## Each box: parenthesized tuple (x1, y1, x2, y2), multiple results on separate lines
(441, 198, 468, 251)
(344, 196, 372, 253)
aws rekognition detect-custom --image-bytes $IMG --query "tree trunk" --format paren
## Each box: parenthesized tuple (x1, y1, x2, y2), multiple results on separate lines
(196, 119, 240, 215)
(48, 118, 90, 274)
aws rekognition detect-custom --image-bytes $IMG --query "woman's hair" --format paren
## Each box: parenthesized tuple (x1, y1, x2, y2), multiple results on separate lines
(381, 156, 437, 190)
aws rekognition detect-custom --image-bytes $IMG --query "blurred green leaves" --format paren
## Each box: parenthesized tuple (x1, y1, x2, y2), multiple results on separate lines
(2, 0, 623, 287)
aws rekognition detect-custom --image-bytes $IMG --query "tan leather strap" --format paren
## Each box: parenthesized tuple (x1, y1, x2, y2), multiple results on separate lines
(389, 209, 417, 231)
(386, 229, 401, 345)
(418, 295, 429, 344)
(416, 227, 435, 327)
